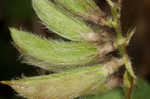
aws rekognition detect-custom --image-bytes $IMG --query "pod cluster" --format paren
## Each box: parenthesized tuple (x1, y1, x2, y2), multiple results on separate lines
(2, 0, 136, 99)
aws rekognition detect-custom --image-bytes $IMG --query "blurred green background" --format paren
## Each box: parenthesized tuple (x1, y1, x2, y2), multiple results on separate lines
(1, 0, 150, 99)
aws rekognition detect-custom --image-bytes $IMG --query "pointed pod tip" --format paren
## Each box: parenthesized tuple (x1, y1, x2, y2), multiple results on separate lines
(9, 28, 18, 36)
(0, 81, 12, 86)
(9, 27, 16, 32)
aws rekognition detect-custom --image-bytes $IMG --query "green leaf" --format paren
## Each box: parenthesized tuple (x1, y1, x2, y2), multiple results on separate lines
(10, 28, 101, 71)
(132, 79, 150, 99)
(1, 64, 114, 99)
(32, 0, 99, 41)
(83, 78, 150, 99)
(83, 87, 124, 99)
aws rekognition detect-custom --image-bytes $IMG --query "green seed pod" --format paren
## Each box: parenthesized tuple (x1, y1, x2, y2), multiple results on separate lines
(54, 0, 109, 26)
(1, 58, 123, 99)
(10, 28, 101, 71)
(32, 0, 101, 41)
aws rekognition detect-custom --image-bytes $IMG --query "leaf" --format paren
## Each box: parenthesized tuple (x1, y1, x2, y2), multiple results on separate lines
(82, 78, 150, 99)
(82, 87, 124, 99)
(1, 62, 122, 99)
(10, 28, 101, 71)
(132, 78, 150, 99)
(32, 0, 100, 41)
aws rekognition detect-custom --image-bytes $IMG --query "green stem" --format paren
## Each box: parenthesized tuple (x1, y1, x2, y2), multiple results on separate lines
(106, 0, 136, 79)
(119, 46, 136, 79)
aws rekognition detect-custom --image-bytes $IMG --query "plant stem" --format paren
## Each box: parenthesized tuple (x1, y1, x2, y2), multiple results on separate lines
(119, 46, 136, 79)
(106, 0, 136, 79)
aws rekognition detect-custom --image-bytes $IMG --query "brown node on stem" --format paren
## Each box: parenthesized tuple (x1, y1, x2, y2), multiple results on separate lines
(103, 57, 124, 74)
(106, 75, 122, 88)
(89, 42, 116, 57)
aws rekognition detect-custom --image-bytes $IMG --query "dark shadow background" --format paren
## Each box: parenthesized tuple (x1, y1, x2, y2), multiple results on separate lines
(0, 0, 150, 99)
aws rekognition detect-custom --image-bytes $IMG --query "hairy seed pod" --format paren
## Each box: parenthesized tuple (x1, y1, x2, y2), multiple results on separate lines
(10, 28, 101, 71)
(32, 0, 100, 41)
(54, 0, 109, 25)
(1, 58, 124, 99)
